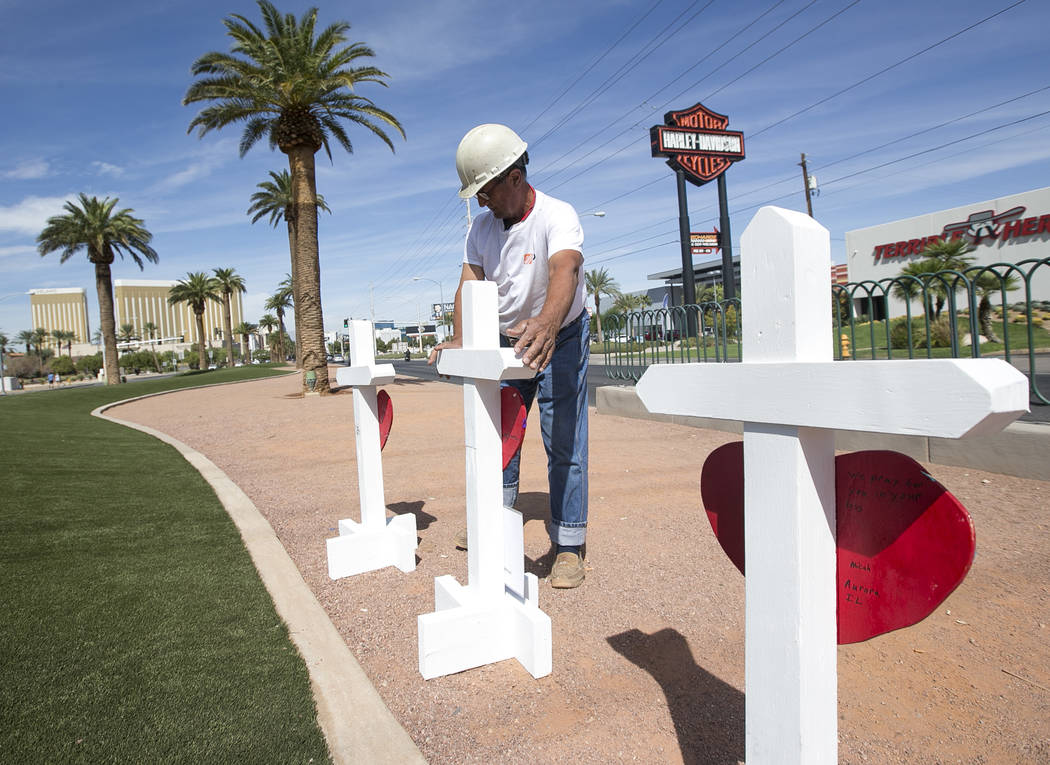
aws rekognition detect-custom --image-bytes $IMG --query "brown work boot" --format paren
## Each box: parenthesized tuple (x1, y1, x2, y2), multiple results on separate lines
(454, 527, 468, 549)
(549, 550, 585, 589)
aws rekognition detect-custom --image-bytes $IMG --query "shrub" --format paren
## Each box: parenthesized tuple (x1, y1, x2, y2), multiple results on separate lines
(914, 316, 958, 348)
(76, 353, 102, 376)
(49, 356, 77, 376)
(889, 319, 915, 350)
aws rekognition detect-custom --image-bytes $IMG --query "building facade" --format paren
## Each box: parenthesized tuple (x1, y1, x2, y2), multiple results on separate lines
(114, 279, 243, 347)
(28, 288, 92, 354)
(845, 186, 1050, 319)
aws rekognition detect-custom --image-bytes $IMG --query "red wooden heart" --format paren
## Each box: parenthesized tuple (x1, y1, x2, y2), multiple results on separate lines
(501, 386, 528, 470)
(377, 389, 393, 451)
(700, 443, 975, 644)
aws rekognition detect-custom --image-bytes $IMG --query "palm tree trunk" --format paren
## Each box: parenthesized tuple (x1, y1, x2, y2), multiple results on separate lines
(94, 262, 121, 384)
(287, 146, 329, 394)
(222, 293, 235, 367)
(287, 218, 303, 369)
(195, 311, 206, 369)
(276, 311, 287, 363)
(978, 295, 1000, 343)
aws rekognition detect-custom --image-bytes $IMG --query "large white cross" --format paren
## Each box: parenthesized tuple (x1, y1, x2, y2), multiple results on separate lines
(326, 320, 417, 578)
(417, 280, 552, 680)
(636, 206, 1028, 764)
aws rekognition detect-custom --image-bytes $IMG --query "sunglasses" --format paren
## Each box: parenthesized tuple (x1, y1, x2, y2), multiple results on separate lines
(476, 166, 515, 202)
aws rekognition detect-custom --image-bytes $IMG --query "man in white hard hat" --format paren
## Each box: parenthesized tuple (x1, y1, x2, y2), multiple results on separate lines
(428, 123, 589, 589)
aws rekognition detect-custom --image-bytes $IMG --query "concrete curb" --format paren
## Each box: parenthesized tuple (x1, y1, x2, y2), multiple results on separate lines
(93, 384, 426, 765)
(596, 385, 1050, 482)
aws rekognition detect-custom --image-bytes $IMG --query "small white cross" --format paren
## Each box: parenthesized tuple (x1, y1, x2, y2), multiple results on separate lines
(326, 320, 417, 578)
(637, 206, 1027, 764)
(417, 280, 552, 680)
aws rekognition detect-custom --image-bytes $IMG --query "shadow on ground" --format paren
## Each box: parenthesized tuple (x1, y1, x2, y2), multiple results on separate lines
(608, 627, 744, 765)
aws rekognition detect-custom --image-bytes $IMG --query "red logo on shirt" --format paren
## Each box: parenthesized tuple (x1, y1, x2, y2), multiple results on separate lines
(523, 253, 535, 265)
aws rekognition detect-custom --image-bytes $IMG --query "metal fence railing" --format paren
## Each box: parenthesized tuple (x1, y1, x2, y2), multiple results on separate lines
(600, 256, 1049, 406)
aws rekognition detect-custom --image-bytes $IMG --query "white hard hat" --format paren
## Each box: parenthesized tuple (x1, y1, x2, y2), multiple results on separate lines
(455, 124, 528, 199)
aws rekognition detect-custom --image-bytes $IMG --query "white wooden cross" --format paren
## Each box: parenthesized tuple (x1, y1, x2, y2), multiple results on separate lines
(417, 280, 552, 680)
(636, 206, 1028, 764)
(326, 320, 417, 578)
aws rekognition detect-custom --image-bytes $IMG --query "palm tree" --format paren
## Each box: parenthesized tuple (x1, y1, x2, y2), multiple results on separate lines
(185, 0, 405, 394)
(248, 169, 330, 367)
(585, 267, 620, 343)
(117, 322, 139, 350)
(232, 321, 257, 363)
(612, 292, 651, 314)
(31, 328, 50, 356)
(142, 321, 163, 372)
(212, 267, 247, 368)
(37, 194, 158, 384)
(16, 329, 34, 356)
(169, 272, 221, 370)
(917, 239, 976, 319)
(51, 329, 75, 357)
(264, 286, 293, 363)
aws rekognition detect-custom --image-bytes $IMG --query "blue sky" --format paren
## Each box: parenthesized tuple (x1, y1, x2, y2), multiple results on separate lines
(2, 0, 1048, 337)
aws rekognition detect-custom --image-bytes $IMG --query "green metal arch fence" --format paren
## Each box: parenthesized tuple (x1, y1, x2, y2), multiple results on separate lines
(602, 256, 1049, 406)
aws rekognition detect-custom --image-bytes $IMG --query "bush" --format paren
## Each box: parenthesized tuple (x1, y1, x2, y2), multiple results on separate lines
(6, 355, 43, 380)
(914, 316, 958, 348)
(76, 353, 102, 376)
(49, 356, 77, 376)
(889, 319, 914, 350)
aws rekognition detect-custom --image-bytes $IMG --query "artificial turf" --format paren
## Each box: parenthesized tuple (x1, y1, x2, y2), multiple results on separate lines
(0, 368, 332, 763)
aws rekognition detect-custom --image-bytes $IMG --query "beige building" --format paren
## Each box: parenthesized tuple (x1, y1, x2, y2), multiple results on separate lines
(29, 288, 92, 353)
(114, 279, 244, 349)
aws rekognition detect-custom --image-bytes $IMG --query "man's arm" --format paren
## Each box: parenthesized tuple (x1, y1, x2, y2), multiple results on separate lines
(505, 248, 582, 371)
(426, 262, 484, 365)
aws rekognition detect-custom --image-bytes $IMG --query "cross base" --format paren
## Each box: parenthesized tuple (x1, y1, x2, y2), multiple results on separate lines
(417, 574, 552, 680)
(326, 514, 418, 579)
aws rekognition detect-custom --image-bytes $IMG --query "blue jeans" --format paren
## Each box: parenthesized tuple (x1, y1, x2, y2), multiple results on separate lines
(501, 311, 589, 546)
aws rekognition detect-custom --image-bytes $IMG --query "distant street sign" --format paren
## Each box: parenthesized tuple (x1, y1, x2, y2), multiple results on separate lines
(691, 229, 720, 256)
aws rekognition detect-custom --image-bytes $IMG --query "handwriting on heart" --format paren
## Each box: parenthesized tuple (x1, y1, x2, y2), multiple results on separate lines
(700, 442, 975, 644)
(377, 389, 392, 451)
(501, 386, 528, 470)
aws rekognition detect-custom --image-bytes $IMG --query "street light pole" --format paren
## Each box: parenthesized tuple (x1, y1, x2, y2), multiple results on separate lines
(412, 276, 446, 341)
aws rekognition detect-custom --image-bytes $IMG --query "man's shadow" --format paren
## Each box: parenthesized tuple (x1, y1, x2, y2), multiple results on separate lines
(607, 628, 744, 765)
(516, 491, 558, 577)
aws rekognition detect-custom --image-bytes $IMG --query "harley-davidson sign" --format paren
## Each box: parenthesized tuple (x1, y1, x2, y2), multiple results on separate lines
(650, 102, 745, 186)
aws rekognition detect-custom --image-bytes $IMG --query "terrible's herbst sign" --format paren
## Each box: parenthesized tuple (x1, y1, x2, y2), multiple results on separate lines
(650, 102, 745, 186)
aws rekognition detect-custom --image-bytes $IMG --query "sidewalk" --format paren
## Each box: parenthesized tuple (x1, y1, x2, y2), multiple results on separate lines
(109, 372, 1050, 764)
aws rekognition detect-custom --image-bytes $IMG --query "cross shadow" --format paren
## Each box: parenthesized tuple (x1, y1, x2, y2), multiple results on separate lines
(387, 500, 437, 530)
(607, 628, 745, 765)
(516, 491, 558, 578)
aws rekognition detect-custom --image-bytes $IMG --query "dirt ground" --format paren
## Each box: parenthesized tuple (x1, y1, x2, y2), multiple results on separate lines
(112, 371, 1050, 764)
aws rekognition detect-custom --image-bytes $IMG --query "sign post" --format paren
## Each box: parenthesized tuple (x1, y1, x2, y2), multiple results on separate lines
(326, 320, 417, 578)
(651, 102, 745, 301)
(636, 206, 1028, 763)
(418, 281, 552, 680)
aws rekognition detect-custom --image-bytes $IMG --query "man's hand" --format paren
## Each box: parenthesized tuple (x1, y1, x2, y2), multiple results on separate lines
(427, 337, 462, 370)
(506, 314, 560, 371)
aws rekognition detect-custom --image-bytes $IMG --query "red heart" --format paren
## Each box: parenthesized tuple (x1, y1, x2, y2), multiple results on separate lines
(700, 442, 975, 644)
(501, 386, 528, 470)
(377, 389, 393, 451)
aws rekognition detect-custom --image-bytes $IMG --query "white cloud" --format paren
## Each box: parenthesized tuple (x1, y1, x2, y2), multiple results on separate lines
(0, 244, 37, 259)
(2, 159, 50, 179)
(0, 195, 74, 235)
(92, 161, 124, 177)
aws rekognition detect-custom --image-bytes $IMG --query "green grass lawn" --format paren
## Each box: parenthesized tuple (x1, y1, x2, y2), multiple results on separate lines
(841, 314, 1050, 358)
(0, 367, 332, 763)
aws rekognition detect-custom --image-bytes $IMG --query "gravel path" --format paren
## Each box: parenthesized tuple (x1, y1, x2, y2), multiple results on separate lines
(111, 371, 1050, 764)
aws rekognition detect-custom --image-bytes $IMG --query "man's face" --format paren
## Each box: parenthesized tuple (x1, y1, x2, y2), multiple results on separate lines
(476, 167, 518, 219)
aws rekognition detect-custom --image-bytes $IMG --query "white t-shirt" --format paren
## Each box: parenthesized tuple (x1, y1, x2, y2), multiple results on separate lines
(464, 189, 585, 334)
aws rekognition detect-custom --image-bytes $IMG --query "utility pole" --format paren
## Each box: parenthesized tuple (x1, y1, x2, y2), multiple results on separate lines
(799, 152, 814, 218)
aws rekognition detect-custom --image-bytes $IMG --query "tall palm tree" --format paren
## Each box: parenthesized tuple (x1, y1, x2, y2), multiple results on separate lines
(17, 329, 34, 356)
(117, 322, 139, 347)
(37, 194, 158, 384)
(212, 267, 247, 368)
(51, 329, 75, 357)
(248, 169, 330, 367)
(31, 328, 51, 355)
(258, 313, 278, 360)
(185, 0, 405, 394)
(232, 320, 258, 363)
(142, 321, 163, 372)
(264, 286, 293, 364)
(168, 272, 221, 370)
(584, 267, 620, 343)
